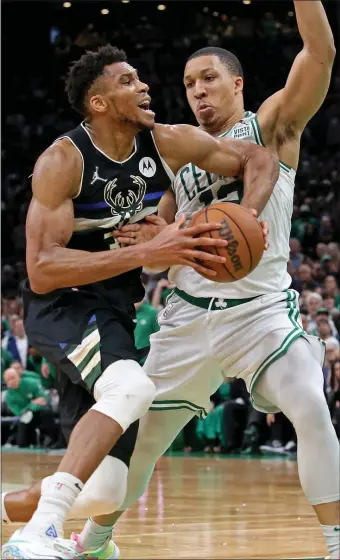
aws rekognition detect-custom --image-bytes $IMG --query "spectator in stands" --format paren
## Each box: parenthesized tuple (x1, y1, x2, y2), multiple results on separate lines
(151, 278, 175, 311)
(4, 318, 29, 369)
(3, 367, 57, 447)
(306, 292, 323, 332)
(289, 238, 304, 273)
(134, 299, 160, 365)
(1, 348, 14, 386)
(298, 264, 317, 291)
(317, 318, 339, 346)
(325, 275, 340, 308)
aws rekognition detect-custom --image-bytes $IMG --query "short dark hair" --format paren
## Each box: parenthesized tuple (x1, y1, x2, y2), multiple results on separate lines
(187, 47, 243, 79)
(65, 44, 128, 116)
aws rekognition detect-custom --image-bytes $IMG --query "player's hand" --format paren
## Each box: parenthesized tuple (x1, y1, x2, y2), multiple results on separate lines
(144, 215, 228, 278)
(249, 209, 269, 251)
(112, 215, 168, 245)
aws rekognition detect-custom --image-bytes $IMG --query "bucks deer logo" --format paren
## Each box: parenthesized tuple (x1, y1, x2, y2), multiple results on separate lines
(104, 175, 147, 224)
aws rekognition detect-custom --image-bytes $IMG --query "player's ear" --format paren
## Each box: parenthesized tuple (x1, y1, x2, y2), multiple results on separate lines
(234, 77, 243, 94)
(89, 94, 108, 114)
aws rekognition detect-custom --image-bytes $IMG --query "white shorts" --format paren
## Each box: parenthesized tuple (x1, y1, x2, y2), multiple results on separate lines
(145, 288, 325, 415)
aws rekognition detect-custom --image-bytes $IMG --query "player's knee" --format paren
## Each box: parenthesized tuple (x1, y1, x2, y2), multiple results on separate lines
(74, 488, 125, 518)
(70, 457, 128, 518)
(290, 384, 330, 434)
(92, 360, 156, 432)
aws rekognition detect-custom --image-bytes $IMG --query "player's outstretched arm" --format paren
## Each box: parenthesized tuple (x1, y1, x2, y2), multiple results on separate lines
(27, 142, 228, 293)
(258, 1, 335, 144)
(154, 124, 279, 215)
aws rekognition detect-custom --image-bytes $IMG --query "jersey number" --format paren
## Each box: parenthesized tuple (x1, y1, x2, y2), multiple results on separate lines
(199, 179, 244, 207)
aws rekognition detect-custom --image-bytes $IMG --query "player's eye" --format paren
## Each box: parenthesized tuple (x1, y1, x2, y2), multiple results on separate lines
(121, 76, 132, 85)
(185, 82, 193, 89)
(205, 75, 216, 82)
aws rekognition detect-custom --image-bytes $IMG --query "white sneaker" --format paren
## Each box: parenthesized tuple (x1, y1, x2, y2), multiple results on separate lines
(1, 528, 82, 559)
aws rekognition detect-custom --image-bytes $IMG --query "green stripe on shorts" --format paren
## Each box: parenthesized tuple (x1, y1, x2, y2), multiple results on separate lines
(64, 318, 102, 390)
(249, 290, 304, 397)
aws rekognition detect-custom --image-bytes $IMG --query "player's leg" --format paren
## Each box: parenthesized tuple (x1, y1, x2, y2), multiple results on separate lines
(253, 336, 340, 559)
(74, 299, 222, 554)
(2, 304, 155, 557)
(1, 389, 135, 525)
(75, 407, 196, 553)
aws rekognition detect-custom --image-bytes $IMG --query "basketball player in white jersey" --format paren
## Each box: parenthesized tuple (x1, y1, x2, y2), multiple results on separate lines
(2, 2, 338, 559)
(64, 2, 338, 558)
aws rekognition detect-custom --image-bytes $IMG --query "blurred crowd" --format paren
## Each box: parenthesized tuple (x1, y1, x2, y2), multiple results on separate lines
(1, 2, 340, 453)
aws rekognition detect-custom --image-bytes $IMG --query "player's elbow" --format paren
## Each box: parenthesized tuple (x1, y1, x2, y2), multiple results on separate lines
(306, 41, 336, 67)
(28, 256, 55, 294)
(29, 274, 52, 295)
(250, 146, 280, 184)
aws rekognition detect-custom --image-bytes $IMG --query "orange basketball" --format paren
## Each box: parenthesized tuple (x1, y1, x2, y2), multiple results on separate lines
(189, 202, 265, 283)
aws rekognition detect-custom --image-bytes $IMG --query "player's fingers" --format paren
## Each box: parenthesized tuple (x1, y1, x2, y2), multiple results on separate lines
(119, 224, 140, 233)
(185, 222, 222, 236)
(191, 263, 217, 277)
(260, 220, 268, 234)
(115, 231, 137, 239)
(173, 214, 186, 230)
(183, 249, 226, 264)
(182, 258, 217, 277)
(145, 215, 166, 225)
(187, 237, 228, 248)
(116, 237, 137, 245)
(249, 208, 258, 218)
(260, 220, 269, 250)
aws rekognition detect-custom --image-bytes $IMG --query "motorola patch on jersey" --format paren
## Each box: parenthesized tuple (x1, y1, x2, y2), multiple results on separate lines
(139, 157, 156, 177)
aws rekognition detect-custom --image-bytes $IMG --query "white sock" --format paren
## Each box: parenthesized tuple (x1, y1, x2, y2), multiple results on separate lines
(2, 493, 10, 523)
(22, 472, 83, 538)
(322, 524, 340, 558)
(78, 518, 113, 551)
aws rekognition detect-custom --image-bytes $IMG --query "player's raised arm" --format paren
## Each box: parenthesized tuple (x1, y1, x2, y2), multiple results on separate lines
(154, 123, 279, 215)
(27, 141, 229, 293)
(258, 1, 335, 140)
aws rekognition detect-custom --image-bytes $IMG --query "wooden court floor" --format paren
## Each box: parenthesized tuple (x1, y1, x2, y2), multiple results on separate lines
(1, 451, 327, 558)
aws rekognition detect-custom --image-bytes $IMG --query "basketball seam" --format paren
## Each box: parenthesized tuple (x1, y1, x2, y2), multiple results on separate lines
(216, 207, 253, 273)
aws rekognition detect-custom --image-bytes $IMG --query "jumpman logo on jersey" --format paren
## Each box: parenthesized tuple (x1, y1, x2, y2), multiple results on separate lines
(91, 167, 107, 185)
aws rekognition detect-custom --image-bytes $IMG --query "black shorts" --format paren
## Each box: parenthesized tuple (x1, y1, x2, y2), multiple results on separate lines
(23, 283, 140, 466)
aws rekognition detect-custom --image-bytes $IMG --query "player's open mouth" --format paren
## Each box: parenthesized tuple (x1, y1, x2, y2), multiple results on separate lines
(138, 101, 154, 115)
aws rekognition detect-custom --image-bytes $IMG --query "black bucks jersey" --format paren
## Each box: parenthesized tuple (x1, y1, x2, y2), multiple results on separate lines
(28, 122, 174, 306)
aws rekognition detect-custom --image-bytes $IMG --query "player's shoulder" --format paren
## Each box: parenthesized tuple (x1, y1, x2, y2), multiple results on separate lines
(32, 138, 83, 197)
(33, 138, 82, 183)
(153, 122, 202, 145)
(35, 137, 80, 170)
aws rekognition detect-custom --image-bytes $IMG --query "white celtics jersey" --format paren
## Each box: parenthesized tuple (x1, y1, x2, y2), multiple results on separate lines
(169, 111, 296, 298)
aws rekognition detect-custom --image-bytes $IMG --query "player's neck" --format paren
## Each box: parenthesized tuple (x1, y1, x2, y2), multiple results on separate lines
(84, 119, 137, 162)
(201, 108, 245, 137)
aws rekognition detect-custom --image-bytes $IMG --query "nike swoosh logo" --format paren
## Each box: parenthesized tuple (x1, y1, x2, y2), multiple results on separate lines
(334, 527, 340, 531)
(75, 482, 82, 491)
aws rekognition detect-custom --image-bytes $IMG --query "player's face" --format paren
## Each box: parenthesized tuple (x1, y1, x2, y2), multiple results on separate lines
(90, 62, 155, 130)
(184, 55, 243, 129)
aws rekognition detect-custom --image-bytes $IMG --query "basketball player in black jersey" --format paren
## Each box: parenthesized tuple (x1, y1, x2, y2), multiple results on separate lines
(2, 45, 278, 558)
